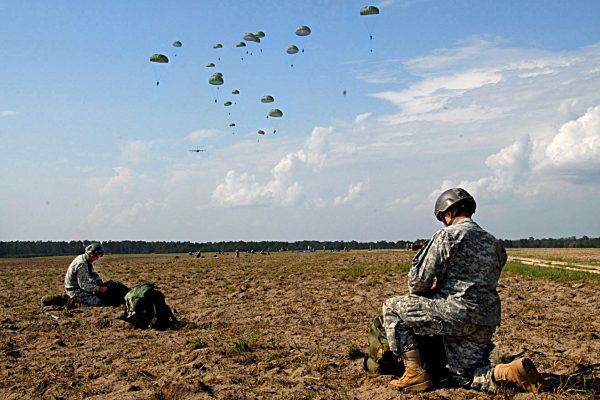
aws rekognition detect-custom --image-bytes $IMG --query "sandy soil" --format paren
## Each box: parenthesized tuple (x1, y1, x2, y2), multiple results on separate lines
(1, 250, 599, 399)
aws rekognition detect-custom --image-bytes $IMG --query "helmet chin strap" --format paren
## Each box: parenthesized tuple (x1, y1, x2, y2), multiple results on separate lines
(444, 208, 460, 226)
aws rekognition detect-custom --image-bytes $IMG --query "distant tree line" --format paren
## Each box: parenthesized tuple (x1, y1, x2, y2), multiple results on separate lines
(1, 236, 598, 257)
(0, 239, 412, 258)
(500, 235, 600, 249)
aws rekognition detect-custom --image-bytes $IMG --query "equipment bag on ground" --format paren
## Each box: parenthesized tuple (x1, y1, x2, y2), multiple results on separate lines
(99, 280, 130, 307)
(364, 315, 449, 382)
(122, 283, 179, 330)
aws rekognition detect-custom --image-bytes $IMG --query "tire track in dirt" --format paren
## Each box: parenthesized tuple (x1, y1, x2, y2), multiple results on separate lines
(508, 256, 600, 275)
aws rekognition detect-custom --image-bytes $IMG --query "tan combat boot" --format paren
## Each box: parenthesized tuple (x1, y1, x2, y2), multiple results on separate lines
(389, 350, 433, 391)
(493, 357, 541, 393)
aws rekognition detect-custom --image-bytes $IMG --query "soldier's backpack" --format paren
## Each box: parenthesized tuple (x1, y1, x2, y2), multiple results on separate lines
(98, 280, 130, 307)
(364, 315, 449, 382)
(122, 283, 179, 330)
(364, 315, 404, 375)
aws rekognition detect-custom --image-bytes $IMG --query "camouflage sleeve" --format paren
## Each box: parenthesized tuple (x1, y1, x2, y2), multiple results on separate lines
(408, 230, 451, 294)
(497, 242, 507, 268)
(76, 264, 101, 294)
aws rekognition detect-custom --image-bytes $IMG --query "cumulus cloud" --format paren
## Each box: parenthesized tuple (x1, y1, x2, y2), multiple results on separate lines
(334, 181, 367, 206)
(211, 126, 335, 207)
(86, 167, 165, 228)
(211, 167, 302, 207)
(100, 167, 137, 195)
(431, 135, 533, 203)
(431, 105, 600, 204)
(541, 105, 600, 179)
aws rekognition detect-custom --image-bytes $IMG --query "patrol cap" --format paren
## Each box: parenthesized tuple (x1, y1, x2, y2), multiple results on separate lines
(85, 242, 104, 256)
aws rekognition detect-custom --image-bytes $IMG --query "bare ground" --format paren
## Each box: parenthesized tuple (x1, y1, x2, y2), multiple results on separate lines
(1, 250, 599, 399)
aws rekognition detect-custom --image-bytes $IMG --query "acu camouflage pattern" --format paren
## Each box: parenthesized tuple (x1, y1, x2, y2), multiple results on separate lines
(64, 254, 103, 306)
(383, 218, 506, 391)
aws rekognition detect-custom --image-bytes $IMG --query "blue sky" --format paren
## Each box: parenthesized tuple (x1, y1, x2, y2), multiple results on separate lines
(1, 0, 600, 242)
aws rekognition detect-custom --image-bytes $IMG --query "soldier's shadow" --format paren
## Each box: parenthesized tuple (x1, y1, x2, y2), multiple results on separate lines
(541, 363, 600, 395)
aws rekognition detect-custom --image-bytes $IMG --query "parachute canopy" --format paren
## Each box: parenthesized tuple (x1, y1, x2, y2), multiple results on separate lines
(224, 101, 233, 106)
(229, 123, 236, 127)
(261, 95, 274, 103)
(209, 74, 224, 85)
(172, 41, 182, 47)
(214, 72, 223, 77)
(287, 45, 299, 55)
(360, 5, 380, 15)
(236, 42, 247, 48)
(206, 63, 215, 68)
(268, 109, 283, 118)
(150, 53, 169, 63)
(295, 25, 311, 36)
(254, 31, 265, 38)
(231, 89, 240, 95)
(213, 43, 223, 49)
(258, 130, 265, 135)
(243, 33, 260, 43)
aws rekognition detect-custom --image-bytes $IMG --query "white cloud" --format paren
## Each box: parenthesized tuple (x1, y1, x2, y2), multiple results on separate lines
(354, 112, 372, 125)
(304, 126, 334, 168)
(99, 166, 136, 195)
(211, 126, 335, 207)
(0, 111, 17, 117)
(120, 140, 155, 165)
(185, 129, 223, 141)
(541, 105, 600, 180)
(334, 181, 367, 206)
(211, 167, 303, 207)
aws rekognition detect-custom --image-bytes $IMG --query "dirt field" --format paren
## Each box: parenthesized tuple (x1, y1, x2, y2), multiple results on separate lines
(1, 250, 599, 399)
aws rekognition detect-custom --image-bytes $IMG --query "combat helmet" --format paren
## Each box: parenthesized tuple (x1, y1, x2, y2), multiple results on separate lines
(434, 188, 476, 221)
(85, 242, 104, 256)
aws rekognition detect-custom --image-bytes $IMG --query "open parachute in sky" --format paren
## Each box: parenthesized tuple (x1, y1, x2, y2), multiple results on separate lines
(295, 25, 311, 36)
(206, 63, 215, 68)
(360, 5, 379, 15)
(261, 95, 275, 103)
(209, 74, 223, 85)
(172, 41, 182, 47)
(286, 45, 299, 55)
(213, 43, 223, 49)
(149, 54, 169, 86)
(254, 31, 265, 39)
(243, 32, 260, 43)
(150, 54, 169, 63)
(231, 89, 240, 95)
(268, 109, 283, 118)
(223, 101, 232, 106)
(360, 5, 380, 52)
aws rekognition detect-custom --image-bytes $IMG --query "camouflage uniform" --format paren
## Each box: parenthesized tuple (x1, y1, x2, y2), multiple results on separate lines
(383, 218, 507, 391)
(64, 254, 103, 306)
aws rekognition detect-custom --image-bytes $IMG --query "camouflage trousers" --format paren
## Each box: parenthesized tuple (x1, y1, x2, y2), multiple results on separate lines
(65, 289, 102, 306)
(383, 294, 497, 392)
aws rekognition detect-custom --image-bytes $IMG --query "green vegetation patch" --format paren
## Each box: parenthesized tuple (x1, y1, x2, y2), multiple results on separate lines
(227, 332, 259, 355)
(503, 261, 600, 282)
(187, 336, 208, 350)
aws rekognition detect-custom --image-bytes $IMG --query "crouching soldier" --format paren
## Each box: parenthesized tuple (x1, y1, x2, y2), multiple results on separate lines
(64, 242, 108, 306)
(382, 188, 541, 393)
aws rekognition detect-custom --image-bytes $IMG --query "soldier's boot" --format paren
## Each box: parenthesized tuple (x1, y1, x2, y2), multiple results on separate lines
(493, 357, 541, 393)
(389, 350, 433, 392)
